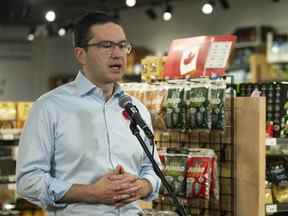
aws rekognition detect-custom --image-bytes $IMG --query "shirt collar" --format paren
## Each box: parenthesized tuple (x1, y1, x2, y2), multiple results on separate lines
(74, 71, 124, 98)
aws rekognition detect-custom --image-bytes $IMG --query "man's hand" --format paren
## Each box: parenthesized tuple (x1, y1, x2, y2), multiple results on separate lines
(88, 169, 143, 205)
(109, 165, 153, 207)
(58, 165, 152, 206)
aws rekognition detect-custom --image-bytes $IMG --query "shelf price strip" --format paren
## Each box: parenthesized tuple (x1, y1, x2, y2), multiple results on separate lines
(266, 204, 277, 215)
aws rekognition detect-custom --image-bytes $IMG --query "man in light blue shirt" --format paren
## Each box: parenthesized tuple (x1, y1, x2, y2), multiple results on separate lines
(16, 12, 161, 216)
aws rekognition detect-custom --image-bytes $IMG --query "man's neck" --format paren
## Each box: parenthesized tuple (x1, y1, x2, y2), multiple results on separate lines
(82, 71, 115, 101)
(95, 81, 115, 101)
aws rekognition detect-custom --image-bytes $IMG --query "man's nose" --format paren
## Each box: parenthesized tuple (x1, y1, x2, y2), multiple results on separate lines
(110, 45, 125, 57)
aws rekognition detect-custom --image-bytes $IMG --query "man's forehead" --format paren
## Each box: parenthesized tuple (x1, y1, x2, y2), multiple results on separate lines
(89, 23, 126, 41)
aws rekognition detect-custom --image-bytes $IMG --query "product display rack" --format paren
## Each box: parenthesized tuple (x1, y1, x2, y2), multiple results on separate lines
(151, 76, 236, 216)
(0, 131, 45, 216)
(266, 139, 288, 216)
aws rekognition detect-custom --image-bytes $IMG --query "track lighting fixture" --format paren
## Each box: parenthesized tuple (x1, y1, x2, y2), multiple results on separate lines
(218, 0, 230, 10)
(162, 4, 173, 21)
(146, 7, 158, 20)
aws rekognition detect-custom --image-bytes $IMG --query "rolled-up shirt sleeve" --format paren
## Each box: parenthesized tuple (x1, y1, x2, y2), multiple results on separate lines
(138, 136, 162, 201)
(16, 100, 71, 208)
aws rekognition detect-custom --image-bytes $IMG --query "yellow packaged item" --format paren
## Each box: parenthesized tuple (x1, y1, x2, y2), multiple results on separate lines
(141, 56, 165, 81)
(272, 184, 288, 203)
(0, 102, 16, 128)
(16, 102, 33, 128)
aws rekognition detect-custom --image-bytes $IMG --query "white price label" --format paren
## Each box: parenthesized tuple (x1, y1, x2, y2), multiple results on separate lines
(8, 183, 16, 190)
(266, 204, 277, 214)
(2, 134, 14, 140)
(266, 138, 277, 146)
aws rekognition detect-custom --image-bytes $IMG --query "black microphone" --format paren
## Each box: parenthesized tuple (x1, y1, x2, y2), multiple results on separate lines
(119, 95, 154, 140)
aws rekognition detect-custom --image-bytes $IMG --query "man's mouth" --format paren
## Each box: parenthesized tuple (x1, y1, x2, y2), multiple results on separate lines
(109, 63, 122, 71)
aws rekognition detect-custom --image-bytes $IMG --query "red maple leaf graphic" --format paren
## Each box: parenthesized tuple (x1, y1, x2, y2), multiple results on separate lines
(184, 52, 195, 65)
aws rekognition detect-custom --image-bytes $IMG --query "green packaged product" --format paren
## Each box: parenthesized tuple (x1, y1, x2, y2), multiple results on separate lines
(164, 86, 185, 129)
(210, 80, 226, 131)
(162, 149, 188, 196)
(186, 80, 211, 130)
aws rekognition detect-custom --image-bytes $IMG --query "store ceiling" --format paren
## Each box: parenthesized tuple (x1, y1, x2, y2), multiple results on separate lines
(0, 0, 171, 26)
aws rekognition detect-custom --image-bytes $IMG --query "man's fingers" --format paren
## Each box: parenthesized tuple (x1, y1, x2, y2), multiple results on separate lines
(113, 193, 130, 203)
(114, 164, 125, 174)
(114, 194, 141, 207)
(116, 185, 141, 194)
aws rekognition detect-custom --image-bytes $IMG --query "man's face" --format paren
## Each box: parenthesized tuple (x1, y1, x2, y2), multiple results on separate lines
(75, 22, 128, 84)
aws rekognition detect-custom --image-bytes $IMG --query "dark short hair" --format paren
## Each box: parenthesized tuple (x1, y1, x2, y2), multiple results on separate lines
(73, 12, 120, 48)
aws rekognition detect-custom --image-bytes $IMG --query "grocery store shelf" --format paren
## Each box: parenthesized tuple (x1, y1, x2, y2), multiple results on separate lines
(266, 203, 288, 215)
(0, 129, 21, 146)
(266, 138, 288, 146)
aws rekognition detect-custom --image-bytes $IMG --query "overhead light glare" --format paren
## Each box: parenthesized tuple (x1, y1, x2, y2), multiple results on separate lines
(162, 5, 173, 21)
(58, 28, 66, 36)
(27, 34, 34, 41)
(45, 10, 56, 22)
(202, 3, 214, 14)
(126, 0, 136, 7)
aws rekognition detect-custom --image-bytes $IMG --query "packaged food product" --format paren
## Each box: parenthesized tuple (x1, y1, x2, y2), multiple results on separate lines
(272, 184, 288, 203)
(186, 148, 218, 200)
(210, 80, 226, 131)
(267, 160, 288, 187)
(141, 56, 165, 81)
(186, 80, 211, 130)
(0, 102, 16, 129)
(265, 181, 273, 204)
(162, 149, 188, 196)
(16, 102, 33, 128)
(163, 85, 186, 129)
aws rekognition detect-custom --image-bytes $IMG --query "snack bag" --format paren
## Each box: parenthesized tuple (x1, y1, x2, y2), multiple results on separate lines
(186, 79, 211, 130)
(210, 80, 226, 131)
(186, 148, 218, 200)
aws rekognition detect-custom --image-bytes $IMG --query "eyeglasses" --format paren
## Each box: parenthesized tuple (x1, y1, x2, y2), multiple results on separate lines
(84, 40, 132, 54)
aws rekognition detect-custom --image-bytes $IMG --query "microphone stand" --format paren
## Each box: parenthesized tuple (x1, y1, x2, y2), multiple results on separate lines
(129, 120, 188, 216)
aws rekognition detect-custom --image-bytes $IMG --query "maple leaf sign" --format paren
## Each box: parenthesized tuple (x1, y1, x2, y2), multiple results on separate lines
(183, 52, 195, 65)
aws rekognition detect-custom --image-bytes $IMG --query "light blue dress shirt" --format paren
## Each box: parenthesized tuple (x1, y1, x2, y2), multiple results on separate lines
(16, 71, 161, 216)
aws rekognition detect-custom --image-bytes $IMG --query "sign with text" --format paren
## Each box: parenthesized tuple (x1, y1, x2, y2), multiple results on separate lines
(164, 35, 237, 78)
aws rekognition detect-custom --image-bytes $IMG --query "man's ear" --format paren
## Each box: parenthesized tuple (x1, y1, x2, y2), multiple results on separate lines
(74, 47, 87, 65)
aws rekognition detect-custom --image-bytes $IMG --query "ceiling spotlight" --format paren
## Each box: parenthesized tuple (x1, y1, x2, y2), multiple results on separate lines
(202, 1, 214, 15)
(27, 27, 35, 41)
(45, 10, 56, 22)
(162, 4, 173, 21)
(58, 28, 66, 37)
(126, 0, 136, 7)
(113, 10, 120, 20)
(218, 0, 230, 10)
(146, 8, 158, 20)
(27, 34, 34, 41)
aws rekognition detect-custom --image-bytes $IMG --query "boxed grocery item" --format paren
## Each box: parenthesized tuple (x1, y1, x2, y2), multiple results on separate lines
(16, 102, 33, 128)
(141, 56, 166, 81)
(0, 102, 16, 129)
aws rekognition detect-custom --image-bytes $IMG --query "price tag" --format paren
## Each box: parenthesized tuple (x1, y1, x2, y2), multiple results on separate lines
(266, 204, 277, 214)
(8, 183, 16, 190)
(266, 138, 277, 146)
(2, 134, 14, 140)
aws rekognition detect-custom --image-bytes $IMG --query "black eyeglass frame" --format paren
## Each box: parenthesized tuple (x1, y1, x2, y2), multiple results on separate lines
(83, 40, 132, 54)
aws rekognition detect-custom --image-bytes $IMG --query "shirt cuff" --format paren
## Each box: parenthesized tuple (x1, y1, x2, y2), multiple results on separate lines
(47, 177, 73, 208)
(140, 174, 161, 201)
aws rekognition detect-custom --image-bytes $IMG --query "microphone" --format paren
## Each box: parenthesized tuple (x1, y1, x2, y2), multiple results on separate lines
(119, 95, 154, 140)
